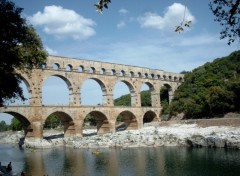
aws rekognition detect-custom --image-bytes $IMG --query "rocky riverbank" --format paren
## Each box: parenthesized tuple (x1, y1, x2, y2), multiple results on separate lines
(1, 119, 240, 149)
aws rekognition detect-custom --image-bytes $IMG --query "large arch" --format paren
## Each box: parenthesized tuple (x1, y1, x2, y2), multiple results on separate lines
(143, 111, 158, 124)
(161, 83, 173, 104)
(44, 111, 74, 138)
(80, 78, 107, 106)
(113, 80, 136, 106)
(1, 111, 31, 136)
(42, 75, 72, 105)
(115, 110, 138, 131)
(140, 82, 155, 107)
(84, 111, 111, 135)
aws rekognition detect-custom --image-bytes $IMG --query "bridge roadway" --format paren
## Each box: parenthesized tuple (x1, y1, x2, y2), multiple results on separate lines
(0, 55, 183, 139)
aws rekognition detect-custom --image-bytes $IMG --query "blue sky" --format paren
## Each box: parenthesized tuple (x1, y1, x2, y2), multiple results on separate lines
(0, 0, 239, 124)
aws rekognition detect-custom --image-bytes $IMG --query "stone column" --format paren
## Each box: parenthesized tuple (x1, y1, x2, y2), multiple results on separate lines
(25, 121, 43, 139)
(29, 70, 43, 106)
(151, 91, 161, 107)
(73, 119, 84, 137)
(64, 121, 75, 138)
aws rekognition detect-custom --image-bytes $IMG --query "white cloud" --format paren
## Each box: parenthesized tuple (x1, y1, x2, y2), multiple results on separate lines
(45, 46, 58, 55)
(29, 5, 96, 40)
(119, 8, 128, 14)
(117, 21, 126, 29)
(138, 3, 195, 31)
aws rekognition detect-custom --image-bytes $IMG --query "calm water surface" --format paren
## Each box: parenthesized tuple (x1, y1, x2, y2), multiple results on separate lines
(0, 144, 240, 176)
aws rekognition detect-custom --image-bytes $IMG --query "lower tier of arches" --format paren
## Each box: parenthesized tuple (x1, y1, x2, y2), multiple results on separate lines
(0, 106, 161, 139)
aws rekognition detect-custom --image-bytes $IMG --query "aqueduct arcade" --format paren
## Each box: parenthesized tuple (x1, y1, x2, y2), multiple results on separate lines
(0, 55, 183, 139)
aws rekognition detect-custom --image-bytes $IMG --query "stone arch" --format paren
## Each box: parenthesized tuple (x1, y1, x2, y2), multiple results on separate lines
(116, 110, 138, 131)
(140, 82, 155, 107)
(66, 64, 73, 71)
(17, 74, 32, 100)
(114, 80, 136, 106)
(110, 69, 116, 75)
(100, 68, 106, 75)
(85, 111, 111, 135)
(151, 74, 155, 79)
(138, 72, 142, 77)
(78, 65, 84, 72)
(42, 74, 73, 105)
(120, 70, 125, 76)
(81, 78, 108, 105)
(161, 83, 173, 104)
(44, 111, 74, 138)
(130, 71, 134, 77)
(143, 110, 158, 124)
(89, 67, 96, 73)
(53, 63, 60, 70)
(2, 111, 31, 136)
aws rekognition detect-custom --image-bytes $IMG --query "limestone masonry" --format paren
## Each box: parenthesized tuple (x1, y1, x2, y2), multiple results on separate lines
(0, 55, 183, 139)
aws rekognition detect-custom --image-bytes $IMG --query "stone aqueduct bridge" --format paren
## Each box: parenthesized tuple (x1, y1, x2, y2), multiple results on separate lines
(0, 56, 184, 139)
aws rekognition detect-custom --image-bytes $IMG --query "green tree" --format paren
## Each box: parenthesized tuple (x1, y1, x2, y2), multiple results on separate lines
(44, 115, 62, 129)
(170, 50, 240, 119)
(0, 120, 9, 131)
(0, 0, 47, 106)
(9, 118, 22, 131)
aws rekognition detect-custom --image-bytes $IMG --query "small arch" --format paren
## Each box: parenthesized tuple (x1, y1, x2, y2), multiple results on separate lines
(116, 111, 138, 131)
(169, 76, 172, 81)
(151, 74, 155, 79)
(174, 76, 178, 81)
(78, 65, 84, 72)
(100, 68, 106, 75)
(145, 73, 148, 78)
(53, 63, 60, 70)
(163, 75, 166, 80)
(120, 70, 125, 76)
(110, 69, 116, 75)
(89, 67, 96, 74)
(130, 71, 134, 77)
(143, 111, 157, 124)
(157, 75, 161, 79)
(138, 72, 142, 77)
(84, 111, 110, 135)
(66, 64, 73, 71)
(179, 77, 183, 82)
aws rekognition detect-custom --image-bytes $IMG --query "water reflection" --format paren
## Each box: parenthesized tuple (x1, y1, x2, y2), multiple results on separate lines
(0, 145, 240, 176)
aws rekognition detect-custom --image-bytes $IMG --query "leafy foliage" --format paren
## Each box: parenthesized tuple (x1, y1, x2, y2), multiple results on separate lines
(9, 118, 22, 131)
(95, 0, 111, 14)
(84, 114, 96, 126)
(0, 120, 9, 131)
(114, 90, 151, 106)
(0, 0, 47, 106)
(209, 0, 240, 45)
(170, 50, 240, 119)
(44, 115, 62, 129)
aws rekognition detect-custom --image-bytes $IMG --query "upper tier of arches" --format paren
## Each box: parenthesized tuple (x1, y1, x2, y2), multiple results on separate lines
(42, 55, 184, 82)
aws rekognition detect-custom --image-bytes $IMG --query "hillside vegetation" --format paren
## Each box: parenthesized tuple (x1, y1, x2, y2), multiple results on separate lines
(170, 50, 240, 119)
(114, 51, 240, 120)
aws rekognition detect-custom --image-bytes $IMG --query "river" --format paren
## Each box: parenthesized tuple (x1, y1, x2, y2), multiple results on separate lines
(0, 144, 240, 176)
